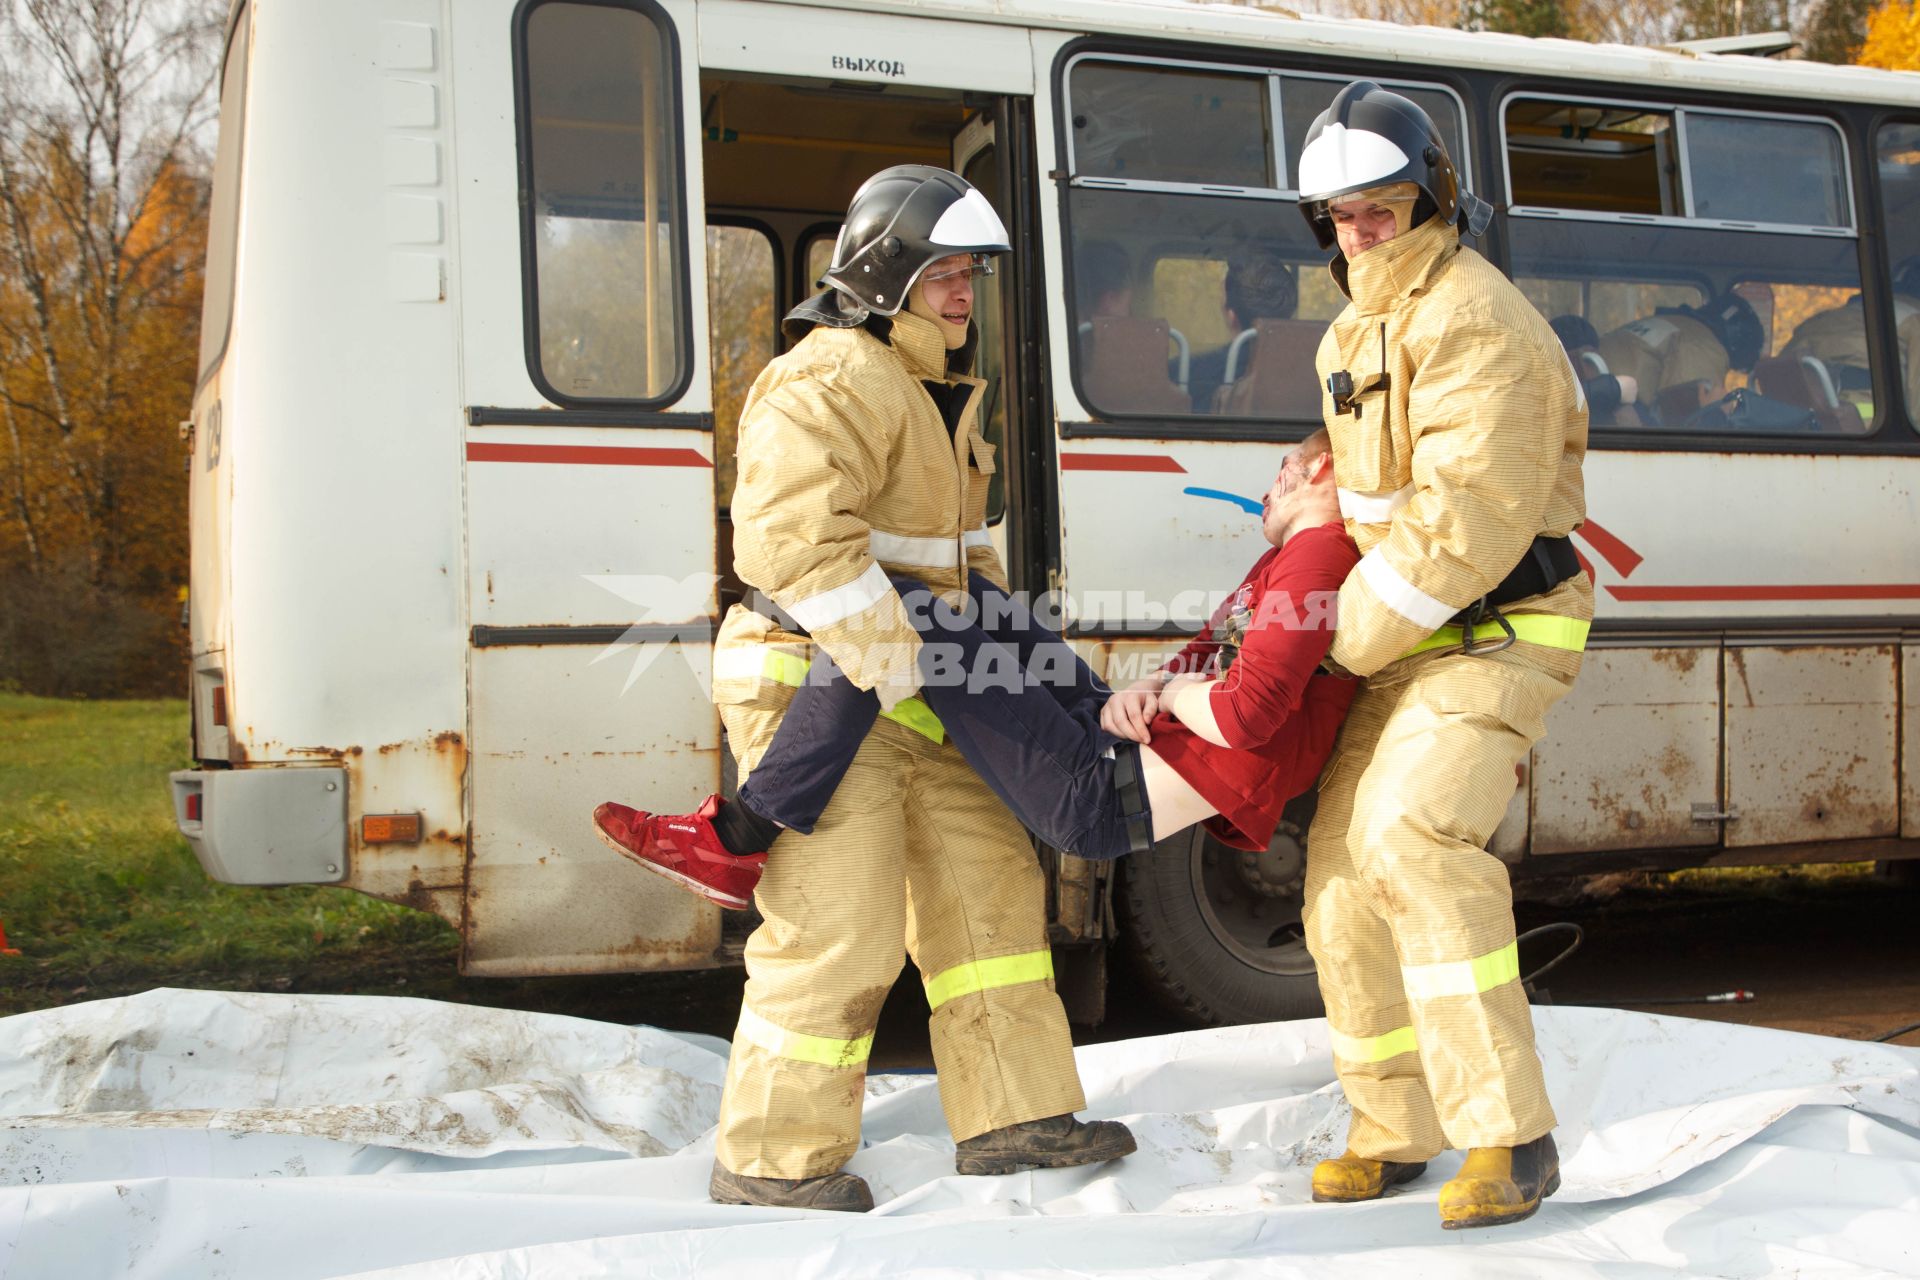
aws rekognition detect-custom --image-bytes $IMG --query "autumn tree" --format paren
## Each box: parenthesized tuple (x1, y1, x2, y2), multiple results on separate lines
(1461, 0, 1572, 38)
(0, 0, 222, 696)
(1801, 0, 1876, 61)
(1858, 0, 1920, 65)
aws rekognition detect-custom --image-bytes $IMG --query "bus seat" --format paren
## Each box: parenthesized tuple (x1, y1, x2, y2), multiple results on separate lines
(1081, 317, 1192, 417)
(1753, 355, 1849, 432)
(1211, 318, 1327, 418)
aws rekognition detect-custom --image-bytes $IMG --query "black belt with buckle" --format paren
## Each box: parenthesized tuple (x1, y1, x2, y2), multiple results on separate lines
(1451, 535, 1581, 627)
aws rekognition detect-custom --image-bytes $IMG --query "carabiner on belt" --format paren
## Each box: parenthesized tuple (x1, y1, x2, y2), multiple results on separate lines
(1458, 596, 1517, 656)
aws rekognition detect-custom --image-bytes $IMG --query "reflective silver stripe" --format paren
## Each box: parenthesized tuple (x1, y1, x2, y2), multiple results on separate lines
(962, 525, 993, 551)
(869, 529, 960, 569)
(1337, 485, 1414, 525)
(784, 563, 892, 630)
(1356, 548, 1455, 630)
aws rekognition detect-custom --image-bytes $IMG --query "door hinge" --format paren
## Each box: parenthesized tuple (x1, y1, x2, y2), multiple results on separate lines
(1691, 802, 1739, 823)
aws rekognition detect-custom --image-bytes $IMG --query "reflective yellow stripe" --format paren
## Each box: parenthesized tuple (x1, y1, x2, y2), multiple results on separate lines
(735, 1004, 873, 1068)
(731, 646, 945, 744)
(1400, 941, 1522, 1001)
(1403, 614, 1591, 659)
(1328, 1024, 1420, 1064)
(924, 949, 1054, 1011)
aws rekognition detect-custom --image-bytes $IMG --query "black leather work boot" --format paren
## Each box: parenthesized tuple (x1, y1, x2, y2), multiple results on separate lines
(953, 1112, 1138, 1176)
(708, 1160, 875, 1212)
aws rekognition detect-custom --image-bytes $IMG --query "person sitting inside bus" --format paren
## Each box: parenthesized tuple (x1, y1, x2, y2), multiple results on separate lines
(1595, 291, 1765, 426)
(1781, 256, 1920, 425)
(1190, 247, 1300, 414)
(594, 430, 1359, 909)
(1548, 314, 1638, 426)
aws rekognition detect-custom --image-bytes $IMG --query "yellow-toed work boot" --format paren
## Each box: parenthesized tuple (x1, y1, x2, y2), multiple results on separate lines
(1438, 1133, 1560, 1230)
(1310, 1152, 1428, 1202)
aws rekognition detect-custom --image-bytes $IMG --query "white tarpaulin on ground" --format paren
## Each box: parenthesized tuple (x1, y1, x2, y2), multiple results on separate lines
(2, 988, 1917, 1278)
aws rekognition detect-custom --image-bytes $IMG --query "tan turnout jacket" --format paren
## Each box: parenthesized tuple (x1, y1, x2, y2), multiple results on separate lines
(723, 308, 1004, 709)
(1315, 216, 1590, 677)
(1782, 294, 1920, 416)
(1597, 311, 1731, 406)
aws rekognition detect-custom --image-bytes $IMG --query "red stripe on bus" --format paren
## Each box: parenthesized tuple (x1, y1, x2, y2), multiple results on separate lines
(1574, 520, 1643, 578)
(1060, 453, 1187, 473)
(466, 443, 712, 468)
(1608, 584, 1920, 601)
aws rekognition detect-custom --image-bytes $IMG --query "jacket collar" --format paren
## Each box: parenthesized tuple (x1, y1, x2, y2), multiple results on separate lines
(1329, 217, 1459, 317)
(889, 309, 951, 381)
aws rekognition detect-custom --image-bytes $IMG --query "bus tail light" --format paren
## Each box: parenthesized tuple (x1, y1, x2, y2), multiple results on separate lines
(362, 813, 423, 845)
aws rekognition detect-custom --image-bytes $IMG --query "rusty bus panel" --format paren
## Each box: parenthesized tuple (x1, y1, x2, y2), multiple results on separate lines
(339, 732, 471, 931)
(463, 641, 725, 976)
(1532, 647, 1723, 855)
(1904, 646, 1919, 841)
(1724, 645, 1898, 848)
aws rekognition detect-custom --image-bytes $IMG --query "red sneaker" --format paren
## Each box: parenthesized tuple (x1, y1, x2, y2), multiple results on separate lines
(592, 795, 765, 910)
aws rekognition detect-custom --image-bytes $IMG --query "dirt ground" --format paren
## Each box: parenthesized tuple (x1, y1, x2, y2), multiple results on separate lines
(21, 866, 1907, 1062)
(358, 865, 1919, 1065)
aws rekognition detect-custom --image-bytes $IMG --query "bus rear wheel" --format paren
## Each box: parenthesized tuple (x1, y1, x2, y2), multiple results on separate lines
(1116, 798, 1324, 1027)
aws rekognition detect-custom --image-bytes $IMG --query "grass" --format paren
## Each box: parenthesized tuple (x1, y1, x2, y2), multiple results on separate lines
(0, 692, 456, 1015)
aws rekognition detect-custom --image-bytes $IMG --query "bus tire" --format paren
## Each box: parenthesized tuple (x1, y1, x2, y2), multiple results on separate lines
(1116, 796, 1323, 1028)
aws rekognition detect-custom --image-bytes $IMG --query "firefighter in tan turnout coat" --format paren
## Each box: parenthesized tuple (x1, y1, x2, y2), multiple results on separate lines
(1293, 83, 1592, 1230)
(703, 167, 1132, 1213)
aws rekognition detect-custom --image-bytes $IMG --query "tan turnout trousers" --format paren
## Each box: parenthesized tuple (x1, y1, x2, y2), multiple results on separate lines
(1305, 581, 1587, 1161)
(712, 659, 1086, 1180)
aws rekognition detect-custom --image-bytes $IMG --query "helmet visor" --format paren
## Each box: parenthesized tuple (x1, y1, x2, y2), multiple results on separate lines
(919, 253, 997, 285)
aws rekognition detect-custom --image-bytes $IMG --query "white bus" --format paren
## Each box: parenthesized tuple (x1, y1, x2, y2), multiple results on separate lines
(172, 0, 1920, 1024)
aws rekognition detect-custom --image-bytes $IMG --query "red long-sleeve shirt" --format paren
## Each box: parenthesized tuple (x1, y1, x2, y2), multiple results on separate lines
(1147, 521, 1360, 851)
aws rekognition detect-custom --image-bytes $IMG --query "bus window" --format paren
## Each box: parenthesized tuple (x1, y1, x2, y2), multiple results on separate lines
(1279, 78, 1466, 195)
(1506, 100, 1681, 218)
(1686, 114, 1850, 230)
(198, 8, 250, 383)
(519, 0, 688, 405)
(1062, 58, 1468, 425)
(1875, 123, 1920, 429)
(1069, 61, 1274, 190)
(802, 234, 836, 302)
(707, 224, 775, 500)
(1504, 95, 1868, 435)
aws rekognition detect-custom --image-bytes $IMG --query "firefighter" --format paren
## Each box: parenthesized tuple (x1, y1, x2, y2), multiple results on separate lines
(1292, 82, 1592, 1230)
(1597, 291, 1765, 424)
(1781, 256, 1920, 425)
(601, 166, 1131, 1213)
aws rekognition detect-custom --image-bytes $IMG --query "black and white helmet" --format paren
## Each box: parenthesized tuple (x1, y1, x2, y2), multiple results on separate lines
(821, 165, 1010, 316)
(1296, 81, 1493, 250)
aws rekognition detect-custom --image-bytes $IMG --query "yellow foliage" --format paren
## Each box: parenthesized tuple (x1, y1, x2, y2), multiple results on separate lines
(1859, 0, 1920, 69)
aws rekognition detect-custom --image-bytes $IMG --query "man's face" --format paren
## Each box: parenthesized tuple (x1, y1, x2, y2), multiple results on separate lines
(1260, 447, 1317, 545)
(1330, 197, 1403, 259)
(911, 254, 982, 350)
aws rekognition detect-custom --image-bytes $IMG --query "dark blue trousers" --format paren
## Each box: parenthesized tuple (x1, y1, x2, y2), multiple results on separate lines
(735, 572, 1151, 860)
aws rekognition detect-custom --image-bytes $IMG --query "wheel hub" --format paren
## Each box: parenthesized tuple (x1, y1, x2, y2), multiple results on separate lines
(1236, 822, 1305, 898)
